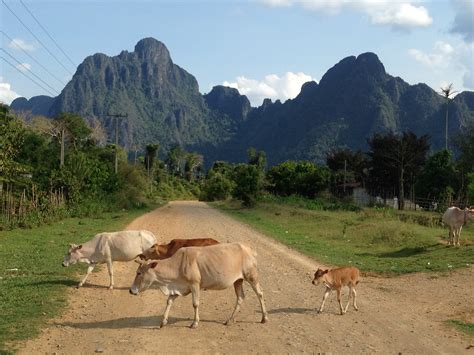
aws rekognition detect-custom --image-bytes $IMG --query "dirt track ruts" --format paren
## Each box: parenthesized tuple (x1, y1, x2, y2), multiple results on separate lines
(18, 201, 473, 354)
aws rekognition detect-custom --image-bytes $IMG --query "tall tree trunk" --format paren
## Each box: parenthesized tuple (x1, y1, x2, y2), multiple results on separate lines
(60, 128, 65, 168)
(399, 166, 405, 210)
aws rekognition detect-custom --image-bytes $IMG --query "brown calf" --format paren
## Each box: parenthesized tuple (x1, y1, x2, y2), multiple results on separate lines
(312, 267, 360, 315)
(138, 238, 219, 260)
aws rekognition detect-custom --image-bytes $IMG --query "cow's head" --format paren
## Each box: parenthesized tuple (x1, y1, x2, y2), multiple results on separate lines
(466, 208, 474, 221)
(137, 244, 160, 261)
(312, 268, 329, 285)
(62, 244, 83, 267)
(129, 259, 158, 295)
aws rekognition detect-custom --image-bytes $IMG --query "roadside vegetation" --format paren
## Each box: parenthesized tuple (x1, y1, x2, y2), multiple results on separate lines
(212, 196, 474, 274)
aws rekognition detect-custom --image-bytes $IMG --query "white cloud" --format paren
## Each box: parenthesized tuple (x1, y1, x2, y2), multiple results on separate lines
(409, 41, 474, 90)
(408, 41, 454, 68)
(8, 38, 36, 52)
(15, 63, 32, 73)
(0, 77, 20, 105)
(223, 71, 315, 106)
(260, 0, 433, 29)
(450, 0, 474, 43)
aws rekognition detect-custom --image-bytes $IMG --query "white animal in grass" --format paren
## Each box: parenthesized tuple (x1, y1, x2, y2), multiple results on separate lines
(442, 207, 474, 246)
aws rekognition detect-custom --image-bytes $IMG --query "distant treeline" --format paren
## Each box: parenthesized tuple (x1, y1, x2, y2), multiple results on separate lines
(2, 104, 474, 230)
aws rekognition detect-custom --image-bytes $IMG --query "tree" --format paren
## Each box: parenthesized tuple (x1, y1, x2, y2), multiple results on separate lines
(166, 145, 186, 176)
(232, 164, 264, 207)
(53, 113, 92, 167)
(247, 147, 266, 171)
(0, 104, 27, 184)
(144, 143, 160, 177)
(368, 132, 429, 210)
(415, 150, 458, 202)
(326, 148, 368, 195)
(440, 83, 457, 151)
(184, 152, 203, 181)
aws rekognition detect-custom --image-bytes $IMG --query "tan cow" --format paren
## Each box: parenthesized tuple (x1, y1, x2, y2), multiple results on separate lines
(312, 267, 360, 315)
(63, 230, 156, 289)
(129, 242, 268, 328)
(138, 238, 219, 260)
(442, 206, 474, 246)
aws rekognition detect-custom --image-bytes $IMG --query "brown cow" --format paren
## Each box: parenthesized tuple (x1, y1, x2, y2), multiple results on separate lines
(138, 238, 219, 260)
(312, 267, 360, 315)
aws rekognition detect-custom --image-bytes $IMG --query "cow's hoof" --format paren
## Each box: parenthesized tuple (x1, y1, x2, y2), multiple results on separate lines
(160, 322, 167, 328)
(190, 322, 198, 329)
(108, 286, 114, 290)
(261, 317, 268, 324)
(76, 284, 82, 289)
(224, 320, 231, 326)
(317, 310, 323, 314)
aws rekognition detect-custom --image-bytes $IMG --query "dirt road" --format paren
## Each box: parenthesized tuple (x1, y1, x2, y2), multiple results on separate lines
(19, 201, 473, 354)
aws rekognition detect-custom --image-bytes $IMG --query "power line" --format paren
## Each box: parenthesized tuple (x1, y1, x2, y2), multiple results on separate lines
(1, 30, 67, 87)
(1, 48, 60, 95)
(19, 0, 76, 69)
(1, 56, 57, 97)
(1, 0, 74, 76)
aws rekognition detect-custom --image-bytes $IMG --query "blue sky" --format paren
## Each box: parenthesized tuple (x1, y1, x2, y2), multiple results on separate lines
(1, 0, 473, 106)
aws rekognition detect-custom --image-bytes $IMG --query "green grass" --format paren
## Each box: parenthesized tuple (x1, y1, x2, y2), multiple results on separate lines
(0, 206, 156, 353)
(446, 320, 474, 337)
(212, 198, 474, 275)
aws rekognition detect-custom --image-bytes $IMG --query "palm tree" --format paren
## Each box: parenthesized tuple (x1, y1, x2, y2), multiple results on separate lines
(440, 84, 457, 151)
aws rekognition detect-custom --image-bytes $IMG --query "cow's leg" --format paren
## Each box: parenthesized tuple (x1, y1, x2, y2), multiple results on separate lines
(352, 287, 358, 310)
(106, 259, 114, 289)
(318, 287, 331, 313)
(456, 226, 462, 246)
(344, 285, 353, 313)
(247, 279, 268, 323)
(337, 288, 345, 315)
(160, 294, 178, 328)
(225, 279, 245, 325)
(78, 263, 96, 288)
(190, 284, 200, 329)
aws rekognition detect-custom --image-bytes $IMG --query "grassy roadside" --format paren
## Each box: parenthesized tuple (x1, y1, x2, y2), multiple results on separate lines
(0, 204, 159, 353)
(211, 200, 474, 274)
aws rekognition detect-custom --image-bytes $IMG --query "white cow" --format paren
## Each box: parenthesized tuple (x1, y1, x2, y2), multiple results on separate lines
(129, 242, 268, 329)
(63, 230, 156, 289)
(442, 207, 474, 246)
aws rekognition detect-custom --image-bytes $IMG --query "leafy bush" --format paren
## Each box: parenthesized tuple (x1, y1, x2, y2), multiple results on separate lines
(232, 164, 265, 207)
(200, 171, 234, 201)
(267, 160, 330, 198)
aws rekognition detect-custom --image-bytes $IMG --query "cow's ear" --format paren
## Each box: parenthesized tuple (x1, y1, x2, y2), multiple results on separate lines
(77, 245, 82, 250)
(323, 269, 329, 274)
(150, 262, 158, 269)
(138, 254, 146, 260)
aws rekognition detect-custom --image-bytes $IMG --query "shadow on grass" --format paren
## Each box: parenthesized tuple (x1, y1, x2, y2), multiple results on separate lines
(26, 279, 78, 287)
(358, 243, 440, 259)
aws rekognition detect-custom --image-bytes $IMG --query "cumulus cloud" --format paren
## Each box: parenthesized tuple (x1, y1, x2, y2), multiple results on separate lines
(450, 0, 474, 42)
(408, 41, 454, 68)
(0, 77, 20, 105)
(409, 41, 474, 89)
(260, 0, 433, 29)
(8, 38, 36, 51)
(223, 71, 315, 106)
(15, 63, 32, 73)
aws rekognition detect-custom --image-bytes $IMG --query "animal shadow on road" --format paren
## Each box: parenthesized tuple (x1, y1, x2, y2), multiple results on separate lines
(56, 316, 223, 330)
(269, 307, 313, 315)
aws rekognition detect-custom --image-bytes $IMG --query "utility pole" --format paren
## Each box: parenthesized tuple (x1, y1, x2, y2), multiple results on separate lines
(107, 113, 128, 174)
(440, 84, 457, 151)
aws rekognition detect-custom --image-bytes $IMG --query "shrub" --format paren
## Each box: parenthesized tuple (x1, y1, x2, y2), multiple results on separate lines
(200, 171, 234, 201)
(232, 164, 265, 207)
